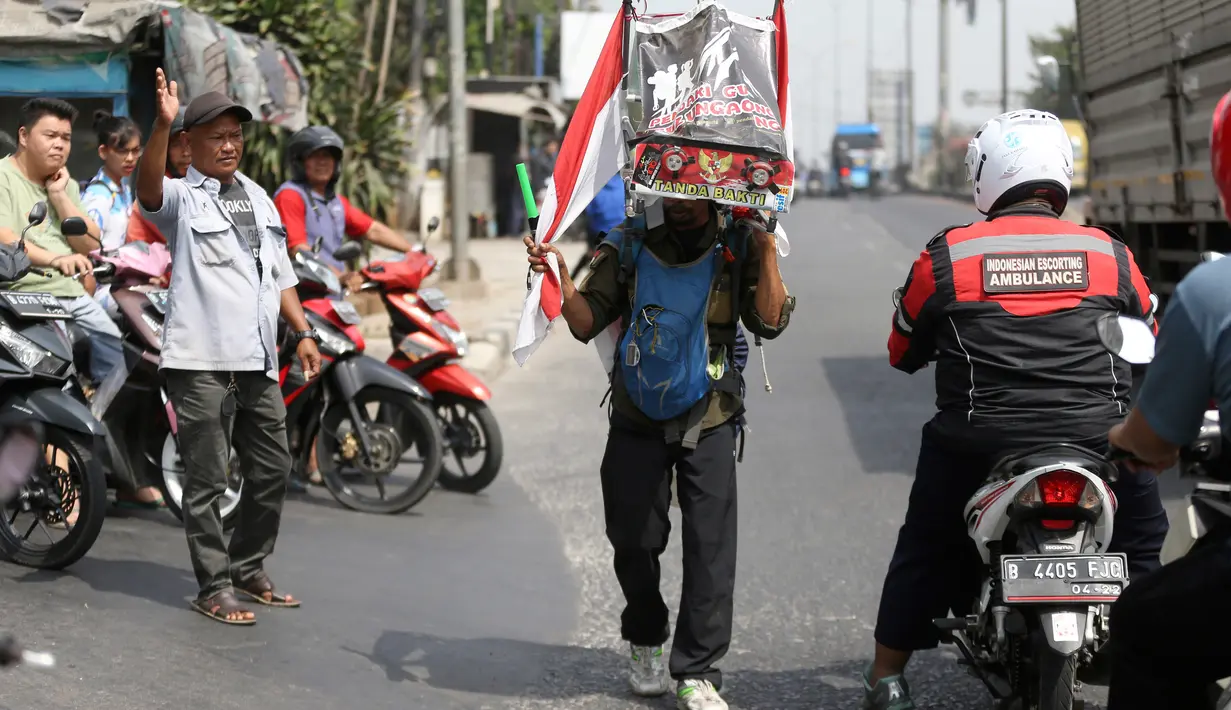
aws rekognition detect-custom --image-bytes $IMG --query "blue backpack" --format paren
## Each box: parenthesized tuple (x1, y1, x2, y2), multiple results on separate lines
(602, 214, 748, 439)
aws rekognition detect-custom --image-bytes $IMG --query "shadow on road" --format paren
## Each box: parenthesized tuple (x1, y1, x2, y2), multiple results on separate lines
(13, 556, 193, 609)
(343, 630, 871, 709)
(820, 356, 934, 476)
(342, 631, 656, 705)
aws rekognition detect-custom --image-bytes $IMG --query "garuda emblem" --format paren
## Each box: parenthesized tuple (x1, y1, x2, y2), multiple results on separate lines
(698, 150, 733, 184)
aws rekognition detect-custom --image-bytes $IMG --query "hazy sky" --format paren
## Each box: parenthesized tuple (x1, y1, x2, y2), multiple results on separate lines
(588, 0, 1077, 164)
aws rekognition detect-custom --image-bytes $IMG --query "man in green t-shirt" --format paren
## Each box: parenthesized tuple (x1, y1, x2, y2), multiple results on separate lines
(0, 99, 124, 387)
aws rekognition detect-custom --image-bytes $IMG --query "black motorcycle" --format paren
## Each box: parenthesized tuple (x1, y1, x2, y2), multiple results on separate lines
(0, 204, 109, 569)
(281, 241, 443, 514)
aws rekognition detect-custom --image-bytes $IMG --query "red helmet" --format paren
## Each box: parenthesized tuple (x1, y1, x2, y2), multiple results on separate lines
(1212, 90, 1231, 220)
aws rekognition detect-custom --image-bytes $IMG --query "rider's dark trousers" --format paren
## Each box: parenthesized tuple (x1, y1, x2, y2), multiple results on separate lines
(165, 370, 292, 600)
(1107, 533, 1231, 710)
(873, 430, 1169, 652)
(600, 411, 738, 689)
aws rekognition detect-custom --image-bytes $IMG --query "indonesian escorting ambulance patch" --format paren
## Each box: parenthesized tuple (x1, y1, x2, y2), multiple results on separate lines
(982, 251, 1089, 293)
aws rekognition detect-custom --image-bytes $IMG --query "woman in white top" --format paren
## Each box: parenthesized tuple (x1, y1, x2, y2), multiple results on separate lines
(81, 111, 167, 510)
(81, 111, 141, 316)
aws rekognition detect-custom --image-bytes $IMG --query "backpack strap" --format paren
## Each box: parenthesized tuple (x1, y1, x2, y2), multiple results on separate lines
(666, 240, 737, 450)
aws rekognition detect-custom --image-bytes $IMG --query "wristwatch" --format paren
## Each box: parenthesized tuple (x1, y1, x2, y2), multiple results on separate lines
(292, 329, 321, 344)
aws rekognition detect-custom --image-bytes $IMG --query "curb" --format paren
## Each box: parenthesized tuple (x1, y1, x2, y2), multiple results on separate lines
(469, 306, 525, 383)
(354, 305, 525, 385)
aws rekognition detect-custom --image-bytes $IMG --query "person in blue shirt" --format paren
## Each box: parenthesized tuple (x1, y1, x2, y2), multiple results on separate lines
(574, 172, 628, 277)
(1104, 91, 1231, 710)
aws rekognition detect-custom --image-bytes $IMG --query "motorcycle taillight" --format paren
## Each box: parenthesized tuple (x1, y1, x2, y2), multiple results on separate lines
(1014, 470, 1102, 531)
(1014, 470, 1102, 511)
(1038, 470, 1088, 506)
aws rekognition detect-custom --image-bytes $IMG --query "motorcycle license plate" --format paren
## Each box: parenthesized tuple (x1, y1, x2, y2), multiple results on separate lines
(146, 289, 169, 314)
(0, 291, 70, 319)
(332, 300, 362, 325)
(999, 554, 1127, 604)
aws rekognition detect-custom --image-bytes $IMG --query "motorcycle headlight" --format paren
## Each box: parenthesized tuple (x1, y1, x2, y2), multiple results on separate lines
(430, 320, 468, 357)
(305, 312, 355, 356)
(0, 323, 70, 377)
(317, 326, 355, 356)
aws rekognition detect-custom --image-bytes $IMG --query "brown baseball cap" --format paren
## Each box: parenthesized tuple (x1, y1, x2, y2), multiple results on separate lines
(182, 91, 253, 130)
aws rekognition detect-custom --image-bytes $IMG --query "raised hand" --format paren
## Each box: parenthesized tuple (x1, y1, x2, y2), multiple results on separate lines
(154, 68, 180, 127)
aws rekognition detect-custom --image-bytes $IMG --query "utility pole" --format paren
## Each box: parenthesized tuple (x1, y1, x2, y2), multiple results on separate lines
(408, 0, 426, 98)
(833, 0, 841, 133)
(937, 0, 950, 187)
(866, 0, 874, 122)
(448, 0, 469, 281)
(905, 0, 914, 167)
(1000, 0, 1009, 113)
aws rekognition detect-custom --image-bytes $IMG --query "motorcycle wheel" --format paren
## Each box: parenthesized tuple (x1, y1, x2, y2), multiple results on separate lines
(0, 427, 106, 570)
(316, 387, 443, 514)
(158, 432, 242, 531)
(1036, 648, 1080, 710)
(434, 394, 503, 494)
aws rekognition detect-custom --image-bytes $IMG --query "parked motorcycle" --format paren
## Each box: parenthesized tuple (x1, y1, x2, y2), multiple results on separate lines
(0, 206, 108, 570)
(283, 241, 444, 514)
(353, 217, 504, 494)
(81, 240, 244, 527)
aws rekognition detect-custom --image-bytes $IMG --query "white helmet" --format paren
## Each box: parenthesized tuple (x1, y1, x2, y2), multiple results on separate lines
(965, 109, 1074, 215)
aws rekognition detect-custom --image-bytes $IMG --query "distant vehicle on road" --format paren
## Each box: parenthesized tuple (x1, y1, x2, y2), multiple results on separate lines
(831, 124, 887, 197)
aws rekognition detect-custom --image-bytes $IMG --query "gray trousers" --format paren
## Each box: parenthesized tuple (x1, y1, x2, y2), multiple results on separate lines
(164, 369, 291, 599)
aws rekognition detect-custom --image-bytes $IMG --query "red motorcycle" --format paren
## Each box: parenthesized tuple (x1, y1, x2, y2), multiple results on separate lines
(284, 241, 444, 514)
(353, 217, 503, 494)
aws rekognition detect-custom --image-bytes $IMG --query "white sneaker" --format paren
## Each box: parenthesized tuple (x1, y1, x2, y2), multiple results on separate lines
(676, 678, 727, 710)
(627, 644, 671, 697)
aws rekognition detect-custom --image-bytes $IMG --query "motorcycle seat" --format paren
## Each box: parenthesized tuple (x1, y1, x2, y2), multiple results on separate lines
(990, 443, 1114, 480)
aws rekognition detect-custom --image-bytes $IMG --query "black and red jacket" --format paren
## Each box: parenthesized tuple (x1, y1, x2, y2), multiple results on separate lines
(889, 205, 1157, 451)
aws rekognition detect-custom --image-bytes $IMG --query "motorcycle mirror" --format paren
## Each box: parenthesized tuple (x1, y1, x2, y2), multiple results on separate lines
(61, 217, 88, 238)
(333, 240, 363, 262)
(427, 216, 440, 234)
(26, 202, 46, 227)
(1201, 251, 1226, 263)
(1096, 313, 1156, 365)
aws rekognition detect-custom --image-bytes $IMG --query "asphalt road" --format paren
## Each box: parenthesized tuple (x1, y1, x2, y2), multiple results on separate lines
(0, 194, 1184, 710)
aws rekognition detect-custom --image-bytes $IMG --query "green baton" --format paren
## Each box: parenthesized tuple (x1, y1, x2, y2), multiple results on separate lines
(516, 163, 540, 236)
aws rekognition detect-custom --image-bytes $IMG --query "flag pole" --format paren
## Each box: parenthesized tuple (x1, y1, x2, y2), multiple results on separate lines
(621, 0, 637, 217)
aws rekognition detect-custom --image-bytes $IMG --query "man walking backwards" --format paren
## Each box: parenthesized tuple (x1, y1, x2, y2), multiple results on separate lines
(526, 197, 793, 710)
(137, 69, 322, 625)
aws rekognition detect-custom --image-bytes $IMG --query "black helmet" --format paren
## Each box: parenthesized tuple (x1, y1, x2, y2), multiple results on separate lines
(287, 126, 344, 189)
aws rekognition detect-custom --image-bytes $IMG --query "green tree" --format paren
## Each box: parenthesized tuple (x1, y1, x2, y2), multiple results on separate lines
(181, 0, 410, 219)
(1023, 24, 1079, 119)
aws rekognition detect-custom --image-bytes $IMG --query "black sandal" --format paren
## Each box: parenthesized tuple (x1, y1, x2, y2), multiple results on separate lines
(234, 571, 301, 608)
(190, 589, 256, 625)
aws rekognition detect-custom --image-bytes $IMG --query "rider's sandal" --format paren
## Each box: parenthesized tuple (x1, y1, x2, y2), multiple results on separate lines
(234, 571, 301, 608)
(190, 590, 256, 626)
(114, 493, 167, 510)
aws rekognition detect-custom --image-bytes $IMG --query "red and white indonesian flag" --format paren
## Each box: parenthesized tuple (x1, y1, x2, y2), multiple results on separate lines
(512, 0, 793, 367)
(512, 7, 629, 367)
